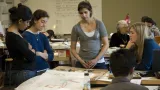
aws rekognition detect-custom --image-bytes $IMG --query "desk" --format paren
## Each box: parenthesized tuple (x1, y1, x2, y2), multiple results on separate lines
(16, 68, 104, 90)
(54, 49, 70, 61)
(51, 42, 118, 64)
(0, 42, 6, 49)
(16, 75, 103, 90)
(16, 66, 160, 90)
(55, 66, 160, 86)
(51, 42, 118, 57)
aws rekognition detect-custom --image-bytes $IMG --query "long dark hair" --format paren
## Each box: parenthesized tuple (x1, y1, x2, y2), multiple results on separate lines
(9, 3, 32, 24)
(30, 9, 49, 27)
(141, 16, 156, 25)
(46, 29, 56, 39)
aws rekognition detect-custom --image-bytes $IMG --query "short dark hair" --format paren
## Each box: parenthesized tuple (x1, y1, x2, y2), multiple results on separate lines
(46, 29, 55, 39)
(30, 9, 49, 26)
(9, 3, 32, 24)
(78, 1, 92, 17)
(141, 16, 149, 22)
(110, 49, 136, 77)
(141, 16, 156, 25)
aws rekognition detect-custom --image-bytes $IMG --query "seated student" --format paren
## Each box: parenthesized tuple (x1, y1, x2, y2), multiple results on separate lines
(126, 22, 160, 71)
(110, 20, 129, 48)
(22, 9, 54, 72)
(46, 30, 56, 38)
(46, 29, 57, 41)
(101, 49, 148, 90)
(141, 16, 160, 37)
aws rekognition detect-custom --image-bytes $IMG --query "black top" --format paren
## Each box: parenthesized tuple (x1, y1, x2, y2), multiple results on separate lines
(110, 33, 129, 47)
(5, 32, 36, 70)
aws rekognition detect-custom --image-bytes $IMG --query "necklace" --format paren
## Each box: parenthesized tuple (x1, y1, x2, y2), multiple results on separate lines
(34, 34, 39, 41)
(121, 35, 128, 44)
(122, 38, 128, 44)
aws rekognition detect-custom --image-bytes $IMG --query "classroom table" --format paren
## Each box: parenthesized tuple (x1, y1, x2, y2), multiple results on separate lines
(54, 66, 160, 86)
(15, 68, 105, 90)
(0, 41, 116, 63)
(51, 42, 118, 63)
(15, 66, 160, 90)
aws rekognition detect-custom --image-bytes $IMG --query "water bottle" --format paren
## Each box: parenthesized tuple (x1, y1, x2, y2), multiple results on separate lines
(83, 72, 91, 90)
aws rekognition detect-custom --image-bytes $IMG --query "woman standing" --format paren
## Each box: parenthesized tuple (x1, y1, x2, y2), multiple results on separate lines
(22, 9, 53, 71)
(5, 3, 36, 86)
(71, 1, 109, 69)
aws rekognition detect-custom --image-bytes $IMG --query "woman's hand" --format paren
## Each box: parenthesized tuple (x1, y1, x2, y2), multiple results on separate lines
(36, 51, 48, 61)
(79, 60, 90, 69)
(28, 43, 35, 53)
(126, 40, 135, 49)
(87, 59, 98, 69)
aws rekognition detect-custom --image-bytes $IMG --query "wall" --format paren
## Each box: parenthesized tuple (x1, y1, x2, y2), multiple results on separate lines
(102, 0, 160, 35)
(14, 0, 160, 35)
(14, 0, 102, 34)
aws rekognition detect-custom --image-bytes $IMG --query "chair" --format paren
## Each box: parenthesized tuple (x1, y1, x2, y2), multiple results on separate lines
(4, 50, 13, 86)
(5, 58, 13, 86)
(154, 36, 160, 44)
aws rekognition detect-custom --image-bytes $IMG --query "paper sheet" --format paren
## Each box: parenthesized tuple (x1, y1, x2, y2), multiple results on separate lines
(98, 73, 112, 82)
(145, 86, 159, 90)
(97, 72, 142, 85)
(16, 70, 84, 90)
(0, 42, 4, 47)
(131, 79, 141, 85)
(106, 47, 120, 55)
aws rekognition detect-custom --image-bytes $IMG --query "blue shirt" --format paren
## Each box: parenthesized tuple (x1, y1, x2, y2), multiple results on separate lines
(22, 30, 54, 71)
(136, 39, 160, 71)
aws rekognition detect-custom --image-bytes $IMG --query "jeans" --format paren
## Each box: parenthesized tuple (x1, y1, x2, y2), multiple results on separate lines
(75, 61, 107, 69)
(5, 70, 36, 86)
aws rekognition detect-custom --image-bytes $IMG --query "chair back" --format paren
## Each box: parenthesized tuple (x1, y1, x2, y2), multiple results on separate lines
(152, 49, 160, 72)
(154, 36, 160, 44)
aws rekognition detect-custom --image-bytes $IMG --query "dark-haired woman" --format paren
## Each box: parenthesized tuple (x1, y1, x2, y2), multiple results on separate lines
(46, 29, 56, 40)
(5, 4, 36, 86)
(141, 16, 160, 37)
(22, 9, 53, 71)
(71, 1, 109, 69)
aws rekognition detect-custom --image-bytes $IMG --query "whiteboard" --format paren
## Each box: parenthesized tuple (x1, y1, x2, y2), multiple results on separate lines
(14, 0, 102, 34)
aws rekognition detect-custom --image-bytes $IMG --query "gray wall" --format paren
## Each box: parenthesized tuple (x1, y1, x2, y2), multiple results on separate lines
(102, 0, 160, 35)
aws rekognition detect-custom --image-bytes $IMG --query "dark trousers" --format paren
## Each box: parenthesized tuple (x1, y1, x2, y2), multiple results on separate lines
(75, 61, 107, 69)
(5, 70, 36, 86)
(5, 69, 47, 87)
